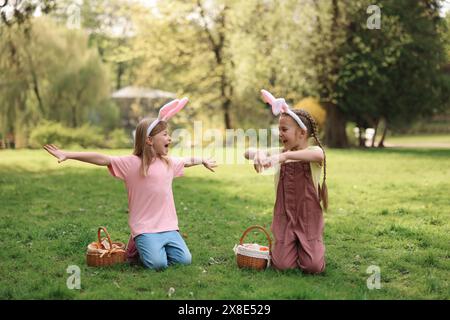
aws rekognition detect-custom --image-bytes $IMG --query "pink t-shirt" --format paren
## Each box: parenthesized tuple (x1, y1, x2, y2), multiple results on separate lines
(107, 155, 185, 238)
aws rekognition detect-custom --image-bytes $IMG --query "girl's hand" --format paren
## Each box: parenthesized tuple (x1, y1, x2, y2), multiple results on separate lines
(253, 151, 266, 173)
(202, 158, 217, 172)
(260, 153, 286, 168)
(43, 144, 68, 163)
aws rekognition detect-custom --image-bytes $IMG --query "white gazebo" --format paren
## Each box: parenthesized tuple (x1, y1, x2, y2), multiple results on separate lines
(112, 86, 176, 101)
(112, 86, 176, 132)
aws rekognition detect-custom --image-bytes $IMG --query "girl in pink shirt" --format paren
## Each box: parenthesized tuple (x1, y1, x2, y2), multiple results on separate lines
(44, 99, 216, 270)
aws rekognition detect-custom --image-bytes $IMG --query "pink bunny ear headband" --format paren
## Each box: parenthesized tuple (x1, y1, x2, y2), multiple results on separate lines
(146, 97, 189, 136)
(260, 89, 307, 131)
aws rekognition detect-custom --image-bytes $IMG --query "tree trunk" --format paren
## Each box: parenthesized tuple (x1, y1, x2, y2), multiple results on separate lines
(14, 21, 45, 117)
(116, 62, 125, 90)
(371, 118, 380, 147)
(31, 73, 44, 114)
(323, 102, 348, 148)
(220, 70, 233, 129)
(358, 127, 366, 147)
(7, 35, 28, 148)
(223, 98, 232, 130)
(378, 120, 388, 148)
(197, 0, 232, 129)
(71, 104, 77, 128)
(23, 39, 45, 115)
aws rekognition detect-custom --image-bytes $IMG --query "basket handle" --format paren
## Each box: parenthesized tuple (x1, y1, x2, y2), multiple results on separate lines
(97, 226, 113, 249)
(239, 225, 272, 250)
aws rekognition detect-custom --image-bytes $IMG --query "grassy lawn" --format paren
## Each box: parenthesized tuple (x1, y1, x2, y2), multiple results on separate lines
(386, 134, 450, 143)
(0, 147, 449, 300)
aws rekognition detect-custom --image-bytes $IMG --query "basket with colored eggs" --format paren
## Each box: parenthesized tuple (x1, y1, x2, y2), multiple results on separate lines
(233, 225, 272, 270)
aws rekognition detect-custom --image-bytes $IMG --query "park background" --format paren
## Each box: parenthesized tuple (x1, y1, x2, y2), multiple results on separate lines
(0, 0, 449, 299)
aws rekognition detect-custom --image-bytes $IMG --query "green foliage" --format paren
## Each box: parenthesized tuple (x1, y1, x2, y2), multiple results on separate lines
(336, 0, 448, 130)
(87, 100, 121, 133)
(73, 125, 106, 149)
(0, 17, 112, 147)
(53, 0, 143, 90)
(0, 0, 56, 26)
(107, 128, 133, 149)
(29, 121, 70, 148)
(29, 121, 105, 149)
(1, 0, 449, 149)
(128, 0, 448, 138)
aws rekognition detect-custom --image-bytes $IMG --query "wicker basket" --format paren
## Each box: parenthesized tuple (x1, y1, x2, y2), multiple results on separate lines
(86, 227, 126, 267)
(234, 225, 272, 271)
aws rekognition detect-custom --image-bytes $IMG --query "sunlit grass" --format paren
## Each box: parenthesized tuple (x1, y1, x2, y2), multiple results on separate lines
(0, 147, 449, 299)
(385, 134, 450, 145)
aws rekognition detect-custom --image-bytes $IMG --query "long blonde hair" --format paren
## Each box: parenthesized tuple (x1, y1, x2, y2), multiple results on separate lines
(133, 118, 169, 176)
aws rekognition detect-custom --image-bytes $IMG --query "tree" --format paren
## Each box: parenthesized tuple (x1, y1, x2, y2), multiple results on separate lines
(335, 1, 411, 147)
(296, 0, 448, 148)
(308, 0, 349, 148)
(51, 0, 142, 90)
(0, 0, 55, 26)
(132, 0, 239, 129)
(0, 17, 111, 147)
(132, 0, 292, 130)
(336, 0, 448, 147)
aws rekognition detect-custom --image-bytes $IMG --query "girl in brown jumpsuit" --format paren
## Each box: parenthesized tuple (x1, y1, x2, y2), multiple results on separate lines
(271, 158, 326, 273)
(249, 98, 329, 274)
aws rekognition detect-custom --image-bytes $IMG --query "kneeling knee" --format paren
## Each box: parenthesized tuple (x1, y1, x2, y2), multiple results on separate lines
(301, 261, 325, 274)
(178, 252, 192, 266)
(273, 260, 296, 271)
(142, 258, 168, 270)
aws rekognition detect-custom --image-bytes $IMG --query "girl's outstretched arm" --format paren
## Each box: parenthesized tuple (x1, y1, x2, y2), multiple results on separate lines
(244, 148, 267, 160)
(43, 144, 111, 166)
(244, 147, 281, 159)
(280, 148, 324, 163)
(264, 148, 324, 167)
(183, 157, 217, 172)
(244, 148, 281, 173)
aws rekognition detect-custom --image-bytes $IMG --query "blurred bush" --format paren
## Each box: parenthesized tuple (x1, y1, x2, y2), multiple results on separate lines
(107, 129, 133, 149)
(72, 125, 105, 148)
(294, 97, 326, 130)
(393, 113, 450, 135)
(29, 121, 106, 148)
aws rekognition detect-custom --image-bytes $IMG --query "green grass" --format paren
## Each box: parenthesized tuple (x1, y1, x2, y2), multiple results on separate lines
(385, 134, 450, 146)
(0, 147, 449, 299)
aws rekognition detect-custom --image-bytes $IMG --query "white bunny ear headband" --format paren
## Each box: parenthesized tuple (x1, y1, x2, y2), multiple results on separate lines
(260, 89, 307, 131)
(146, 97, 189, 136)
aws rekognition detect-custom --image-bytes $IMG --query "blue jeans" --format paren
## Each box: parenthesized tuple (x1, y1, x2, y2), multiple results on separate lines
(134, 231, 192, 270)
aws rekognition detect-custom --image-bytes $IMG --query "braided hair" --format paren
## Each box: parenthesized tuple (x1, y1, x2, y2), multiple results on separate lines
(291, 109, 328, 211)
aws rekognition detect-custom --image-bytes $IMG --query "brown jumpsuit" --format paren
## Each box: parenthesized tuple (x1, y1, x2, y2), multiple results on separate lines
(271, 161, 326, 274)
